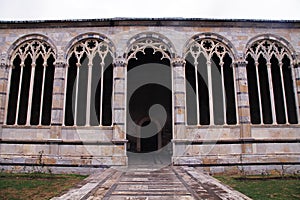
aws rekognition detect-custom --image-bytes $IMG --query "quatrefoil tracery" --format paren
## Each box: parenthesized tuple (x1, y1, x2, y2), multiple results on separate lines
(11, 40, 55, 67)
(68, 39, 112, 67)
(185, 39, 232, 66)
(246, 39, 291, 64)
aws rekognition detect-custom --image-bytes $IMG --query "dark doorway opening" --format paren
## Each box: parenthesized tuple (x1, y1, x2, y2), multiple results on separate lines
(126, 48, 172, 165)
(140, 120, 158, 153)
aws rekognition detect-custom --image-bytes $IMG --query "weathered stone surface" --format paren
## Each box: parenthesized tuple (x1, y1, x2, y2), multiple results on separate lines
(52, 166, 251, 199)
(0, 19, 299, 172)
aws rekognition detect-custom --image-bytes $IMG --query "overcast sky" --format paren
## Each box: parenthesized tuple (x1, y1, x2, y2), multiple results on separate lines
(0, 0, 299, 21)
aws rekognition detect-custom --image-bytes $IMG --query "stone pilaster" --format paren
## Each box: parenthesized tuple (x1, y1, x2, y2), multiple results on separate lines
(112, 57, 127, 143)
(172, 57, 186, 140)
(0, 53, 9, 125)
(234, 58, 252, 154)
(294, 58, 300, 122)
(51, 60, 66, 126)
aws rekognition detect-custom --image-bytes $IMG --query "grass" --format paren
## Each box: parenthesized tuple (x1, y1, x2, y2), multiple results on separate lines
(0, 172, 87, 200)
(215, 175, 300, 200)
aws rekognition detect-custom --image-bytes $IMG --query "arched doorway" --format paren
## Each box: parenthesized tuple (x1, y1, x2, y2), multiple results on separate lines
(125, 37, 174, 165)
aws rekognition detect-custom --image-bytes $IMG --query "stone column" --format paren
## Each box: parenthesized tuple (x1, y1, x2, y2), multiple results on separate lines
(234, 58, 252, 154)
(112, 57, 127, 165)
(171, 57, 186, 140)
(0, 53, 9, 125)
(51, 60, 66, 126)
(112, 57, 127, 143)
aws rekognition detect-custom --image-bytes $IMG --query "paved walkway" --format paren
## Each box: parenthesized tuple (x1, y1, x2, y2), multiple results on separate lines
(52, 166, 251, 200)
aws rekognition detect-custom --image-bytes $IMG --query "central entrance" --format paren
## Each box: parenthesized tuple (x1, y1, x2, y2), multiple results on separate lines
(126, 47, 173, 165)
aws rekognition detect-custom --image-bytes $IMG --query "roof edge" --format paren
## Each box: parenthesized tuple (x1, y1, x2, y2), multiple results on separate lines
(0, 18, 299, 29)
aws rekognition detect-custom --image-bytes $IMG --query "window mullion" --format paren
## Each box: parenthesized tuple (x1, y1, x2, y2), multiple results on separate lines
(26, 62, 36, 126)
(194, 60, 200, 125)
(220, 62, 227, 125)
(207, 61, 214, 125)
(255, 61, 263, 124)
(38, 63, 47, 125)
(15, 64, 24, 125)
(99, 62, 104, 126)
(279, 62, 289, 124)
(74, 64, 80, 126)
(85, 62, 92, 126)
(266, 62, 277, 124)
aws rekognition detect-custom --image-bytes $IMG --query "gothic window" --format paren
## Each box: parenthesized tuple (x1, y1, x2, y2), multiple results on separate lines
(6, 40, 55, 125)
(185, 38, 237, 125)
(64, 39, 113, 126)
(246, 39, 298, 124)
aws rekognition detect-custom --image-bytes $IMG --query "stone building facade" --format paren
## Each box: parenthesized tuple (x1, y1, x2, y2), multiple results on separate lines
(0, 19, 299, 174)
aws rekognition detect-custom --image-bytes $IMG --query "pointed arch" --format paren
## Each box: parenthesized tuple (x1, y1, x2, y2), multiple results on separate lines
(124, 32, 177, 62)
(65, 32, 116, 61)
(245, 34, 299, 125)
(5, 35, 56, 126)
(183, 33, 238, 126)
(244, 34, 297, 59)
(183, 32, 238, 61)
(7, 34, 57, 66)
(64, 33, 115, 126)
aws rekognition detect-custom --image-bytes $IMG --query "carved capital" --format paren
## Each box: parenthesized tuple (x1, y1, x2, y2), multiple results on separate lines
(171, 57, 186, 67)
(113, 56, 127, 67)
(234, 57, 248, 67)
(0, 53, 7, 68)
(292, 56, 300, 67)
(54, 50, 66, 68)
(55, 62, 66, 68)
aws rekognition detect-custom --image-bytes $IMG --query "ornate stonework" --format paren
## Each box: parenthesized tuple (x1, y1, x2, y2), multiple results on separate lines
(0, 19, 299, 174)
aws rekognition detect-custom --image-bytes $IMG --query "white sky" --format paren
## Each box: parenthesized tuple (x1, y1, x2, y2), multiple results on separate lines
(0, 0, 299, 21)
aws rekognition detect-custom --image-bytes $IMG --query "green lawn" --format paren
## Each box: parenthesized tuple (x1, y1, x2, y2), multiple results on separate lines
(215, 175, 300, 200)
(0, 172, 87, 200)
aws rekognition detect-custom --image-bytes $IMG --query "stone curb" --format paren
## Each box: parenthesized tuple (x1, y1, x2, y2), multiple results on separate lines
(181, 166, 252, 200)
(51, 168, 115, 200)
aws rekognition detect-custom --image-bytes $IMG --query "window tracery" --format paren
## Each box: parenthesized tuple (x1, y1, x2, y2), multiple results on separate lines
(184, 38, 237, 125)
(127, 39, 171, 61)
(10, 40, 55, 67)
(6, 40, 56, 125)
(64, 39, 114, 126)
(246, 39, 298, 124)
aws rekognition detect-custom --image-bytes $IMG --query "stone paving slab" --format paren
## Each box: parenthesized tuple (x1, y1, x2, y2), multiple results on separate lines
(52, 166, 252, 200)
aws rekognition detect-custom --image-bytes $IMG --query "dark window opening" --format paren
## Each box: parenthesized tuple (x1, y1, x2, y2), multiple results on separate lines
(30, 55, 44, 125)
(7, 41, 55, 126)
(185, 49, 236, 125)
(65, 40, 113, 126)
(90, 53, 101, 126)
(211, 54, 224, 125)
(42, 55, 55, 125)
(76, 53, 88, 126)
(223, 53, 237, 124)
(185, 53, 197, 125)
(17, 56, 32, 125)
(65, 53, 77, 126)
(6, 56, 21, 125)
(198, 53, 210, 125)
(101, 54, 113, 126)
(258, 55, 273, 124)
(271, 55, 286, 124)
(246, 55, 261, 124)
(282, 56, 298, 124)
